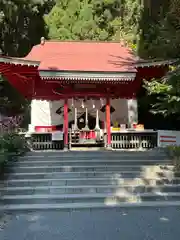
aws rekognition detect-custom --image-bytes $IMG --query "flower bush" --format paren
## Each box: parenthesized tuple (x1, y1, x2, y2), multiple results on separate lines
(0, 115, 26, 174)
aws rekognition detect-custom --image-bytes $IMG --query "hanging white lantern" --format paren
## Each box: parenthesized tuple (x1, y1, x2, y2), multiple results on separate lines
(74, 108, 79, 130)
(79, 118, 84, 123)
(100, 98, 104, 106)
(81, 99, 85, 108)
(71, 98, 74, 108)
(92, 99, 95, 109)
(82, 108, 89, 131)
(95, 109, 100, 130)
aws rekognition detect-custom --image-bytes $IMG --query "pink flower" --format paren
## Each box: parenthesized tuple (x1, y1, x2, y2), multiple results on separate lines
(0, 115, 24, 134)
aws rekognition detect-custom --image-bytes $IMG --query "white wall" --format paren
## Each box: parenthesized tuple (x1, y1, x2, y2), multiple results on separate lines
(30, 98, 137, 128)
(31, 99, 51, 126)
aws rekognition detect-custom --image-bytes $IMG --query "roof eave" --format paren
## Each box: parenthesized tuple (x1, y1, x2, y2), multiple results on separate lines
(39, 70, 136, 82)
(0, 56, 40, 67)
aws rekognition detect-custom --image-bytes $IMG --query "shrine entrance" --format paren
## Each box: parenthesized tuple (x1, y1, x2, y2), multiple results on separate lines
(68, 99, 105, 148)
(61, 97, 112, 150)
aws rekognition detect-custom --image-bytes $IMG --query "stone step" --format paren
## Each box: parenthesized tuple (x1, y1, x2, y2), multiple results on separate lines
(4, 177, 179, 187)
(19, 154, 168, 161)
(5, 165, 168, 174)
(2, 192, 180, 205)
(4, 177, 179, 186)
(22, 149, 167, 155)
(15, 160, 170, 167)
(1, 184, 180, 195)
(2, 200, 180, 212)
(4, 171, 159, 180)
(24, 150, 166, 156)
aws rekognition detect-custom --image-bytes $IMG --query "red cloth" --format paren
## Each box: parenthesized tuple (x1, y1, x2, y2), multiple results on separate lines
(35, 126, 56, 132)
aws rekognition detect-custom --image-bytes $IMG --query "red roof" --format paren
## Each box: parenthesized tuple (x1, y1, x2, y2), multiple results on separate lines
(24, 41, 137, 72)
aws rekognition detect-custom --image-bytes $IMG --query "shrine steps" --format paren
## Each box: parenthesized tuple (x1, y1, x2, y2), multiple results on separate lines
(18, 150, 167, 160)
(4, 177, 180, 188)
(1, 184, 180, 196)
(1, 150, 180, 211)
(24, 149, 166, 156)
(6, 166, 172, 174)
(2, 201, 180, 212)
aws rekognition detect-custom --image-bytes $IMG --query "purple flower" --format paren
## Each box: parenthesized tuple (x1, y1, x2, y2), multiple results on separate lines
(0, 115, 24, 134)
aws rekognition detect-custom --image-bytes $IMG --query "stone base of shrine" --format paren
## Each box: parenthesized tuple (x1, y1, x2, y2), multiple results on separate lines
(24, 129, 159, 151)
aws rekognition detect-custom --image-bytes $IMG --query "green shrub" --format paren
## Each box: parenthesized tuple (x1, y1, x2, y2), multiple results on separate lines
(167, 145, 180, 158)
(0, 132, 26, 174)
(166, 145, 180, 173)
(0, 153, 8, 174)
(0, 133, 26, 154)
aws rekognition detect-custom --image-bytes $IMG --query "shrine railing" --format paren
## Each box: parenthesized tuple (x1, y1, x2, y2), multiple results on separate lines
(28, 129, 158, 151)
(29, 133, 64, 151)
(111, 130, 157, 150)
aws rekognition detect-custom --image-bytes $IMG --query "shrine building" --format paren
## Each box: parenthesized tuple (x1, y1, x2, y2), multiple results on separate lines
(0, 39, 176, 150)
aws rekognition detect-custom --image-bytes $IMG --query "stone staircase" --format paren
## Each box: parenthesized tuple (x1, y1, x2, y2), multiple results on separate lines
(0, 150, 180, 211)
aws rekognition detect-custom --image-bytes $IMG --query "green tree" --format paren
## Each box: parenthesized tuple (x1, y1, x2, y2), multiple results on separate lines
(144, 65, 180, 116)
(116, 0, 143, 51)
(143, 0, 180, 116)
(0, 0, 54, 119)
(0, 0, 53, 57)
(45, 0, 124, 41)
(0, 76, 28, 116)
(138, 0, 177, 59)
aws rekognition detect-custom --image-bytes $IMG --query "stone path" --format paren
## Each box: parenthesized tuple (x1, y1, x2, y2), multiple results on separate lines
(1, 207, 180, 240)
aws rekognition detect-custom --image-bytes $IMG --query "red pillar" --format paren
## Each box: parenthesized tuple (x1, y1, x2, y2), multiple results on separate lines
(106, 97, 111, 148)
(64, 98, 68, 149)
